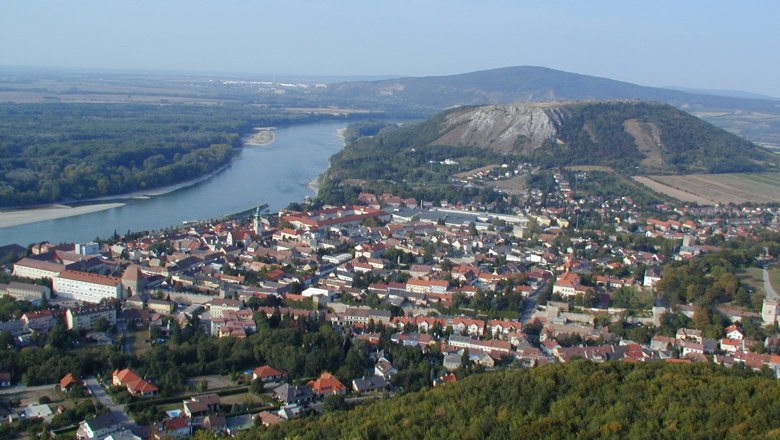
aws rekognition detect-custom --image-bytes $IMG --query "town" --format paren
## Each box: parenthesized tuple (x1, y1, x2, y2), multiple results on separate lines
(0, 167, 778, 439)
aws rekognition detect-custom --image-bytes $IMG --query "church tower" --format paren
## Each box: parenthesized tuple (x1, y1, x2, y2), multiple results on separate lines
(253, 206, 263, 235)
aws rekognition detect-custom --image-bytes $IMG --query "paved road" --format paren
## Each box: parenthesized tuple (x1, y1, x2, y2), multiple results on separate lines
(520, 282, 546, 323)
(83, 376, 133, 427)
(765, 267, 779, 300)
(0, 382, 58, 395)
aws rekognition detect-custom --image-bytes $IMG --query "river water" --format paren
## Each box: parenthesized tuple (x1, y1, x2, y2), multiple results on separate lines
(0, 121, 347, 247)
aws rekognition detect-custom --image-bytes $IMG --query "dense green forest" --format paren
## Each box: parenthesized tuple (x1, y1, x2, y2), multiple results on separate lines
(0, 103, 327, 207)
(236, 361, 780, 439)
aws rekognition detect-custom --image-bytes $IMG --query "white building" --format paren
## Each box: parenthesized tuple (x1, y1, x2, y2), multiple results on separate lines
(0, 281, 51, 303)
(208, 298, 243, 318)
(65, 304, 117, 331)
(763, 298, 780, 325)
(12, 258, 64, 280)
(53, 270, 124, 303)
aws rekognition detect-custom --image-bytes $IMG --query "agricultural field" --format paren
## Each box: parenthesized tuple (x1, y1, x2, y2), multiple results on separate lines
(486, 175, 527, 195)
(633, 173, 780, 205)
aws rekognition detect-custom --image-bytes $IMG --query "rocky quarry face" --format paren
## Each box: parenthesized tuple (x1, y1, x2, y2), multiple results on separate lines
(433, 104, 569, 154)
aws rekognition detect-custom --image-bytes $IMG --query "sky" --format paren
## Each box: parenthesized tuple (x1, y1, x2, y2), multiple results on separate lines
(1, 1, 779, 96)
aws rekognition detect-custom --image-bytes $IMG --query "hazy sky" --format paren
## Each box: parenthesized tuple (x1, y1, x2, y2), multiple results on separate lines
(2, 1, 778, 96)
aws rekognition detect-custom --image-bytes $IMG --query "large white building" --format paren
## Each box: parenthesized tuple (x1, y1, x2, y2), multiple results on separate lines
(53, 270, 124, 303)
(13, 258, 64, 280)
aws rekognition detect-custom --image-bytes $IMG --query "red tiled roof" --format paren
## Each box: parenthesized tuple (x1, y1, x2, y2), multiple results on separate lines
(59, 270, 121, 287)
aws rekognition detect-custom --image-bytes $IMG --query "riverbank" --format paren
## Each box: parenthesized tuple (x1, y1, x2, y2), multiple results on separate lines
(244, 128, 276, 146)
(0, 203, 126, 229)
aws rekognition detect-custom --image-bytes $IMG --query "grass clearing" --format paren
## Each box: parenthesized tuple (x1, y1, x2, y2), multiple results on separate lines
(486, 175, 527, 194)
(127, 330, 152, 356)
(633, 173, 780, 205)
(770, 265, 780, 294)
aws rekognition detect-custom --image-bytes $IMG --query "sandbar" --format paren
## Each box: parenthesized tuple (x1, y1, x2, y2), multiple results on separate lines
(0, 203, 126, 229)
(244, 128, 276, 146)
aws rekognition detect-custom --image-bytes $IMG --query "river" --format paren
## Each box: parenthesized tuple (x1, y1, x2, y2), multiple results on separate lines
(0, 121, 347, 247)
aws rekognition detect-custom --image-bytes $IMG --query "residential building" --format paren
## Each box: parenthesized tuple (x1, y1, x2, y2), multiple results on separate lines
(112, 368, 158, 397)
(65, 304, 117, 331)
(252, 365, 287, 382)
(209, 298, 243, 318)
(77, 413, 120, 440)
(352, 375, 388, 393)
(273, 383, 314, 405)
(307, 372, 347, 396)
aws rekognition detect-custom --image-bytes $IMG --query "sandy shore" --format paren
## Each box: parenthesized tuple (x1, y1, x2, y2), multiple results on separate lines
(0, 203, 126, 229)
(244, 128, 276, 146)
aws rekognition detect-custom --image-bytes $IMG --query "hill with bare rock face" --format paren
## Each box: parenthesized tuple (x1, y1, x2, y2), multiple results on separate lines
(410, 101, 777, 174)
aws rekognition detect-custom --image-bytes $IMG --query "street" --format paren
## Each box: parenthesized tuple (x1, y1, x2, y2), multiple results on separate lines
(83, 376, 133, 428)
(520, 282, 546, 323)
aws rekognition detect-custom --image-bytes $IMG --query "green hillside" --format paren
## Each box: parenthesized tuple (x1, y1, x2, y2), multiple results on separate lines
(240, 361, 780, 439)
(323, 102, 777, 192)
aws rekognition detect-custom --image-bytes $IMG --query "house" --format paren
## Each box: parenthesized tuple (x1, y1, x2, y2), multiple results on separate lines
(433, 373, 458, 387)
(676, 328, 703, 343)
(443, 353, 462, 371)
(0, 372, 11, 388)
(203, 414, 227, 434)
(77, 413, 120, 440)
(307, 372, 347, 396)
(151, 416, 191, 440)
(252, 365, 287, 383)
(352, 375, 388, 393)
(182, 394, 221, 418)
(374, 357, 398, 380)
(552, 272, 593, 298)
(112, 368, 159, 397)
(725, 324, 744, 341)
(60, 373, 81, 391)
(256, 411, 283, 427)
(273, 384, 314, 406)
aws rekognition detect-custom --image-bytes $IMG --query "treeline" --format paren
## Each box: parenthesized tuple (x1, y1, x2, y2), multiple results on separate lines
(234, 361, 780, 439)
(0, 103, 324, 207)
(0, 309, 439, 397)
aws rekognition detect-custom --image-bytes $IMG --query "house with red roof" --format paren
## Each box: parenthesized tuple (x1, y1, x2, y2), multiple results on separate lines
(252, 365, 287, 383)
(112, 368, 158, 397)
(60, 373, 81, 391)
(307, 372, 347, 397)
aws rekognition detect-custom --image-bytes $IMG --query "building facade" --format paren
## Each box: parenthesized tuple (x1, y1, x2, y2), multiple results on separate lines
(53, 270, 124, 303)
(65, 304, 117, 331)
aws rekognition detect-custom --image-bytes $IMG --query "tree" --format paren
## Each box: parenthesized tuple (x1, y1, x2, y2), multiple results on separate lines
(93, 317, 111, 332)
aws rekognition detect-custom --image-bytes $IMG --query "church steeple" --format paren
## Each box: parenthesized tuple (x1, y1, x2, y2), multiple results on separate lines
(253, 206, 262, 235)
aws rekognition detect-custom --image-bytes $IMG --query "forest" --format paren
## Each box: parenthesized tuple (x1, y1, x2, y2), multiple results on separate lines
(231, 361, 780, 439)
(0, 103, 336, 207)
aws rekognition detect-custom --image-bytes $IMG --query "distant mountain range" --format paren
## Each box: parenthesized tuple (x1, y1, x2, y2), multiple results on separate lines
(307, 66, 780, 144)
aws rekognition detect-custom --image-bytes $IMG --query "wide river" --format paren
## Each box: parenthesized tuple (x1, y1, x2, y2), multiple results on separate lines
(0, 121, 347, 247)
